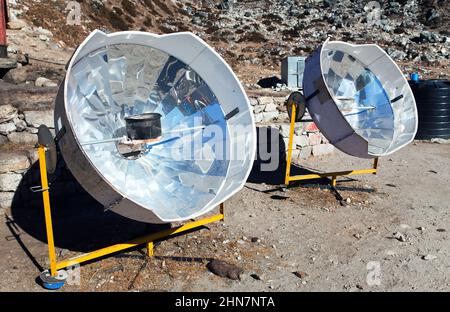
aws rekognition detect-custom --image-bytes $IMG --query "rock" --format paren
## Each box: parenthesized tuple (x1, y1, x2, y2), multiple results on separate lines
(258, 96, 273, 106)
(0, 152, 29, 173)
(39, 35, 49, 42)
(0, 192, 15, 209)
(7, 132, 38, 145)
(0, 135, 8, 145)
(35, 77, 58, 88)
(253, 105, 264, 114)
(23, 110, 54, 128)
(25, 149, 39, 164)
(0, 173, 22, 191)
(431, 138, 450, 144)
(393, 232, 406, 242)
(13, 117, 27, 131)
(2, 66, 30, 84)
(264, 103, 278, 112)
(299, 146, 312, 159)
(249, 98, 258, 106)
(207, 259, 243, 280)
(312, 144, 334, 156)
(0, 105, 18, 123)
(279, 124, 291, 138)
(254, 113, 263, 123)
(308, 133, 322, 145)
(0, 122, 16, 135)
(36, 27, 53, 37)
(422, 254, 437, 261)
(293, 271, 308, 279)
(262, 111, 279, 122)
(294, 134, 308, 147)
(251, 237, 259, 243)
(250, 273, 262, 280)
(7, 19, 28, 30)
(388, 49, 407, 61)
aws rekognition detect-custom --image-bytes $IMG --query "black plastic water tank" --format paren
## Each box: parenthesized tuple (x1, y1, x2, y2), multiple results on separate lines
(409, 79, 450, 140)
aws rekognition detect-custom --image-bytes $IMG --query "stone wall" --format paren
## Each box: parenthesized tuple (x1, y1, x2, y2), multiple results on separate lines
(247, 91, 334, 161)
(0, 91, 334, 212)
(0, 104, 54, 210)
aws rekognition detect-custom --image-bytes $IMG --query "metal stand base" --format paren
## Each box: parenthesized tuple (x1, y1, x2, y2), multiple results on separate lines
(284, 104, 379, 187)
(35, 145, 225, 288)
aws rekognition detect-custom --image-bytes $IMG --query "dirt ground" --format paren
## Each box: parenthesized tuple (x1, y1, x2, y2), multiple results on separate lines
(0, 141, 449, 292)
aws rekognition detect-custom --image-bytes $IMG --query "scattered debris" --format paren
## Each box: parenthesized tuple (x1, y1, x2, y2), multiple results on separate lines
(250, 273, 262, 281)
(431, 138, 450, 144)
(35, 77, 58, 88)
(251, 237, 260, 243)
(393, 232, 407, 242)
(102, 264, 125, 275)
(207, 259, 243, 281)
(293, 271, 308, 279)
(422, 254, 437, 261)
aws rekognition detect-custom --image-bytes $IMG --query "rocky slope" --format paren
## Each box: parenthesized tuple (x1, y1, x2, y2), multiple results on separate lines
(4, 0, 450, 86)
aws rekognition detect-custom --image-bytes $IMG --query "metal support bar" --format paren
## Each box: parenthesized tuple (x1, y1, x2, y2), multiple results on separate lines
(37, 145, 58, 276)
(284, 103, 296, 185)
(54, 210, 224, 271)
(36, 144, 225, 276)
(284, 103, 379, 187)
(147, 242, 154, 257)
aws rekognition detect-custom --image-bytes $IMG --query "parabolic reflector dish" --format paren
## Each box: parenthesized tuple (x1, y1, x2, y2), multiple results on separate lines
(303, 40, 418, 158)
(54, 30, 256, 223)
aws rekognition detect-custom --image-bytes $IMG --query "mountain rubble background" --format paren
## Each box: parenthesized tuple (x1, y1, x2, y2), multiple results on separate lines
(3, 0, 449, 87)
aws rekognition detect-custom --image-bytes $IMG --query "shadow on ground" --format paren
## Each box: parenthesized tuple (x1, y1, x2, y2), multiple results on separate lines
(248, 126, 328, 185)
(8, 154, 169, 254)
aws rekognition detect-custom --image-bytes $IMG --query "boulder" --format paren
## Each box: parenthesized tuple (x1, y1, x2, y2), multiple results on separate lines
(0, 152, 29, 173)
(7, 132, 38, 145)
(0, 122, 16, 135)
(35, 77, 58, 88)
(7, 19, 28, 30)
(23, 110, 54, 128)
(0, 105, 18, 123)
(258, 96, 273, 106)
(13, 117, 27, 131)
(2, 66, 31, 84)
(312, 144, 334, 156)
(0, 173, 22, 191)
(264, 103, 278, 112)
(0, 135, 8, 145)
(0, 192, 15, 210)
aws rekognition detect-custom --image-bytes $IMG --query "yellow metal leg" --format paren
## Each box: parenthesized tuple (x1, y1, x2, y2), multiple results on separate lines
(38, 145, 57, 277)
(147, 241, 154, 257)
(331, 176, 337, 187)
(53, 206, 225, 270)
(373, 157, 379, 174)
(219, 202, 224, 221)
(285, 104, 296, 186)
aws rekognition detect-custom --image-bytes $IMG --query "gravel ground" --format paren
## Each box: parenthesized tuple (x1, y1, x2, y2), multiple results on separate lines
(0, 141, 449, 292)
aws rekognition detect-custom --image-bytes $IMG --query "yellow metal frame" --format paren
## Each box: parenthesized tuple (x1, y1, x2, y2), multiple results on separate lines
(284, 104, 379, 187)
(37, 145, 225, 277)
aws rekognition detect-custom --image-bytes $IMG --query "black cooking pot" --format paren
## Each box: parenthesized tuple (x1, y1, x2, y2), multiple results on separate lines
(125, 113, 162, 140)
